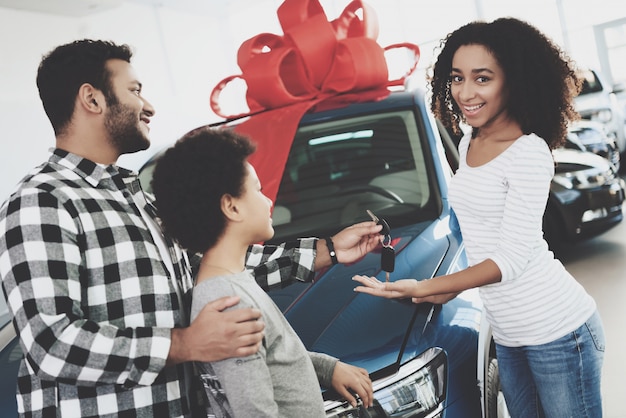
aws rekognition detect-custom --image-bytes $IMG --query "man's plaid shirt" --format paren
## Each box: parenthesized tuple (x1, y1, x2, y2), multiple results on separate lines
(0, 148, 317, 417)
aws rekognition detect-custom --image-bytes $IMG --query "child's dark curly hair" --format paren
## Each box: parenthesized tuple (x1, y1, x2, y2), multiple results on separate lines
(151, 127, 256, 254)
(428, 17, 580, 149)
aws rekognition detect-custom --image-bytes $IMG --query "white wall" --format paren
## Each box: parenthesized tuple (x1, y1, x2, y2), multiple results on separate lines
(0, 0, 624, 200)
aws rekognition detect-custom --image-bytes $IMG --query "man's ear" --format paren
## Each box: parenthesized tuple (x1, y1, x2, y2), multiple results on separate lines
(77, 83, 103, 113)
(221, 194, 242, 222)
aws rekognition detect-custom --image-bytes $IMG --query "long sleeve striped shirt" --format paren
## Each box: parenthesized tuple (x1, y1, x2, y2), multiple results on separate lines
(449, 133, 596, 347)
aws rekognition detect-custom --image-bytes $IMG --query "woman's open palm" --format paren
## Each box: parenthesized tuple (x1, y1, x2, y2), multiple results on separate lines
(352, 275, 418, 299)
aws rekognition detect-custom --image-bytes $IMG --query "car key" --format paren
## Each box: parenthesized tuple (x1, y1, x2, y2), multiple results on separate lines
(366, 210, 395, 281)
(381, 238, 395, 282)
(367, 210, 395, 281)
(366, 209, 390, 235)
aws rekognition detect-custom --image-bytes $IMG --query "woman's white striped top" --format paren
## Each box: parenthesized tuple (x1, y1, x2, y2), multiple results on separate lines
(449, 133, 596, 347)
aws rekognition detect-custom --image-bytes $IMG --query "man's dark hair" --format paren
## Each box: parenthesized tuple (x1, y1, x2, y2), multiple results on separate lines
(36, 39, 133, 136)
(152, 127, 257, 254)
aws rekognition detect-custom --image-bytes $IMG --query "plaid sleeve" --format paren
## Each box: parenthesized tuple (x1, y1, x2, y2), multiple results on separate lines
(0, 187, 170, 387)
(246, 238, 317, 290)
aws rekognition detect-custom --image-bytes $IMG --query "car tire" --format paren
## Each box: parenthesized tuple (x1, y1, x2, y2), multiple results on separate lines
(486, 358, 510, 418)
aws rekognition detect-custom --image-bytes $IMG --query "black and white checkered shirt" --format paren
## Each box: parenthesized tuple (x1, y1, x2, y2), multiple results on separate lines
(0, 148, 317, 417)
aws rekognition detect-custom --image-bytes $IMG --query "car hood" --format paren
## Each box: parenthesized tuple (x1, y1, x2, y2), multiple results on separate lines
(270, 218, 451, 374)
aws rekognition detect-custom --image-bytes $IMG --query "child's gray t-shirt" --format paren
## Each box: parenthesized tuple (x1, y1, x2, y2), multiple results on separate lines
(190, 270, 336, 418)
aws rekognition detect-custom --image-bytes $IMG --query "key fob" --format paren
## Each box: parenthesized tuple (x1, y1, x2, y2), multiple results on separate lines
(381, 245, 395, 272)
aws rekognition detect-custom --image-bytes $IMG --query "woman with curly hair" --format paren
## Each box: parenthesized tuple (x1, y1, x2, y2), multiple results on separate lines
(353, 17, 604, 417)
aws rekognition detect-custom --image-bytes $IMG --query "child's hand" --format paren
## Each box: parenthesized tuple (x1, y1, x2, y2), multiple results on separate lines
(330, 361, 373, 408)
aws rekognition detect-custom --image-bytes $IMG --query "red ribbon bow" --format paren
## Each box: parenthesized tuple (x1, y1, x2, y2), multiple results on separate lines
(212, 0, 420, 205)
(210, 0, 420, 119)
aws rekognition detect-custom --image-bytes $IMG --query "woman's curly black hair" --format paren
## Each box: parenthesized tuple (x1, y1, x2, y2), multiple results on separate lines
(428, 17, 581, 149)
(151, 127, 256, 254)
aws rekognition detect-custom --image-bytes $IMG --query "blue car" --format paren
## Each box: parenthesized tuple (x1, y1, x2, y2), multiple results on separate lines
(141, 87, 501, 417)
(0, 87, 502, 417)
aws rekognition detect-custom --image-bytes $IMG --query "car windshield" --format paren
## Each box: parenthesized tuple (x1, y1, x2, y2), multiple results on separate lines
(139, 105, 440, 244)
(269, 109, 436, 242)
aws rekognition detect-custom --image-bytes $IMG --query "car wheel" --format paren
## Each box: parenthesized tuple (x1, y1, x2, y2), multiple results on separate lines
(486, 358, 511, 418)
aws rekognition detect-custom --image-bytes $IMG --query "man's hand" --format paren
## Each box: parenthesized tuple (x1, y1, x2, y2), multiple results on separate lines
(315, 221, 383, 269)
(167, 296, 264, 365)
(331, 361, 373, 408)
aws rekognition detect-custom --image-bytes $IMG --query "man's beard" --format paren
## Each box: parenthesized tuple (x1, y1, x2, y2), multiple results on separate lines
(104, 99, 150, 156)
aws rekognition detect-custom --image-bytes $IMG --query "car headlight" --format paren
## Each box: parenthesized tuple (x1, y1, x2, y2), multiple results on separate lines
(581, 207, 609, 222)
(325, 347, 447, 418)
(553, 168, 615, 190)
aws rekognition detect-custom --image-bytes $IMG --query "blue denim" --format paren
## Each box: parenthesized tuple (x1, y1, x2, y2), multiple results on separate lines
(496, 310, 605, 418)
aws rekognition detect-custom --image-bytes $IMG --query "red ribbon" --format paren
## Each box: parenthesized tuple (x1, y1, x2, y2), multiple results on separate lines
(212, 0, 420, 205)
(211, 0, 420, 120)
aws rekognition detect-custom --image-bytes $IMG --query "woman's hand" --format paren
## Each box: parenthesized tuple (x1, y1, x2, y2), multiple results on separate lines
(353, 275, 461, 304)
(352, 275, 420, 299)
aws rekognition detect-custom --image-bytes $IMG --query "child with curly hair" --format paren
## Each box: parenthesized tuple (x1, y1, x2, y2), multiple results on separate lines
(353, 17, 604, 417)
(152, 127, 373, 417)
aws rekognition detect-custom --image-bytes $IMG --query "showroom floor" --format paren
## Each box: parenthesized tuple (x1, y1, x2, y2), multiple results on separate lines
(561, 203, 626, 417)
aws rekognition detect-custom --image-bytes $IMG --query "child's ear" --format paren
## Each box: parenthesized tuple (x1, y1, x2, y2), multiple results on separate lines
(221, 194, 242, 221)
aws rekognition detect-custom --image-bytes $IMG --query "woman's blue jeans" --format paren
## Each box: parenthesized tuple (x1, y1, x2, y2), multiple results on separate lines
(495, 310, 605, 418)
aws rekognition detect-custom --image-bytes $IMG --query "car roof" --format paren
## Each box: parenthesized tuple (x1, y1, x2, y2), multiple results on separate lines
(212, 88, 425, 129)
(301, 89, 423, 122)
